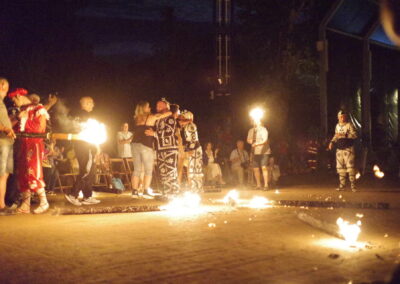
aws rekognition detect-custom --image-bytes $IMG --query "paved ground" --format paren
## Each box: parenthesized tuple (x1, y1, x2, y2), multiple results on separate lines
(1, 174, 400, 283)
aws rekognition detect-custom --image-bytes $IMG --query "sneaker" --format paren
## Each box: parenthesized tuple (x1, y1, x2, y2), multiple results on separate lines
(33, 202, 49, 214)
(142, 189, 155, 199)
(65, 194, 82, 206)
(335, 186, 345, 191)
(351, 187, 357, 192)
(81, 197, 101, 205)
(132, 190, 139, 199)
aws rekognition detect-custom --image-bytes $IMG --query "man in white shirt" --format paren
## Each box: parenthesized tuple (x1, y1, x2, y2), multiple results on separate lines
(117, 122, 133, 158)
(230, 140, 249, 186)
(247, 121, 271, 190)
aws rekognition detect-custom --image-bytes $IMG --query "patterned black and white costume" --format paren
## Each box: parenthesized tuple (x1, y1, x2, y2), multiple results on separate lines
(155, 116, 179, 194)
(331, 121, 357, 190)
(182, 122, 203, 192)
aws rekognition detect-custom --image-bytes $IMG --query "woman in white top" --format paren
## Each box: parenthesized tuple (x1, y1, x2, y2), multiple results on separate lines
(204, 142, 225, 185)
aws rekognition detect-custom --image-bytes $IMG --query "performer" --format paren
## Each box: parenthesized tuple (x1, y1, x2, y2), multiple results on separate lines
(145, 98, 179, 197)
(0, 78, 15, 210)
(178, 110, 203, 192)
(247, 120, 271, 190)
(65, 96, 100, 206)
(329, 110, 357, 192)
(9, 89, 50, 214)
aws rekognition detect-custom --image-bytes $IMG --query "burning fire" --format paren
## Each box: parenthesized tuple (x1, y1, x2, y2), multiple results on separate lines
(373, 165, 385, 179)
(336, 217, 361, 244)
(160, 192, 202, 216)
(355, 172, 361, 180)
(223, 190, 240, 205)
(78, 119, 107, 145)
(248, 196, 271, 209)
(249, 107, 265, 124)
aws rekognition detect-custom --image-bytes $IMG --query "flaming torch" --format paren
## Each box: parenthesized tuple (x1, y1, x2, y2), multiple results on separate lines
(249, 107, 265, 125)
(16, 119, 107, 145)
(373, 165, 385, 179)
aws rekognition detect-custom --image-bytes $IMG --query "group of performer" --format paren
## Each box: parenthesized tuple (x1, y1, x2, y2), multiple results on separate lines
(0, 75, 359, 214)
(129, 98, 203, 200)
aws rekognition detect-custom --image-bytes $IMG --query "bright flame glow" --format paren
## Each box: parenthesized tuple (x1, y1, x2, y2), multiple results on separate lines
(160, 192, 203, 216)
(223, 190, 240, 205)
(78, 119, 107, 145)
(373, 165, 385, 179)
(355, 172, 361, 180)
(249, 107, 264, 123)
(248, 196, 271, 209)
(336, 217, 361, 244)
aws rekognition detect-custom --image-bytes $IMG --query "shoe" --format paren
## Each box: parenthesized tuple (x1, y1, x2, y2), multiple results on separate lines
(33, 202, 49, 214)
(131, 190, 139, 199)
(64, 194, 82, 206)
(81, 197, 101, 205)
(335, 187, 345, 191)
(351, 187, 357, 192)
(142, 189, 155, 199)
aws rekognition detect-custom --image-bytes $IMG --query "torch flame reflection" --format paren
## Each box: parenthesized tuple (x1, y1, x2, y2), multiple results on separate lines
(78, 119, 107, 145)
(336, 217, 361, 244)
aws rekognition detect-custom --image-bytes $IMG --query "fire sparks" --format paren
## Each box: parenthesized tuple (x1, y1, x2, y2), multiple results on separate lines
(160, 192, 203, 216)
(373, 165, 385, 179)
(336, 217, 362, 244)
(248, 196, 271, 209)
(78, 119, 107, 145)
(221, 190, 272, 209)
(223, 190, 239, 205)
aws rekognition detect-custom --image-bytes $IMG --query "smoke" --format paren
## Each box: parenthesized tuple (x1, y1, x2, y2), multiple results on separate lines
(51, 99, 79, 132)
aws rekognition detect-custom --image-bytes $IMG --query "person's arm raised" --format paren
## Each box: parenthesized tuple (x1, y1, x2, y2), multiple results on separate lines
(147, 111, 172, 124)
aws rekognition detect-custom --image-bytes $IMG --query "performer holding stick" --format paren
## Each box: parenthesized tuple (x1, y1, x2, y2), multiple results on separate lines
(247, 108, 271, 190)
(65, 97, 101, 206)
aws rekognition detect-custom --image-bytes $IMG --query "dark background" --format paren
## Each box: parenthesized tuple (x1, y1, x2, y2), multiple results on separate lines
(1, 0, 399, 157)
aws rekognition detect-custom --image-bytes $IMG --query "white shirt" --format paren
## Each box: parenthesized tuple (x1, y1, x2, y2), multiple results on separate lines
(230, 149, 249, 168)
(247, 126, 271, 155)
(117, 131, 133, 158)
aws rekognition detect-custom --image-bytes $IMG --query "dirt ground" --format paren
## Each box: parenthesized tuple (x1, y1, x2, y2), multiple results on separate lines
(1, 175, 400, 283)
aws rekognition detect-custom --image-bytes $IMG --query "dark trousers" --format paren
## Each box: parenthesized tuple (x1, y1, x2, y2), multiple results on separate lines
(43, 166, 59, 192)
(71, 144, 96, 198)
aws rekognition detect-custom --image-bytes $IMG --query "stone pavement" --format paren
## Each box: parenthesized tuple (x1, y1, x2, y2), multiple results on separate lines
(0, 173, 399, 283)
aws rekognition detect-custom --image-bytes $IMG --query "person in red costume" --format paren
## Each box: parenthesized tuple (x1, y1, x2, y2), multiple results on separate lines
(9, 89, 50, 214)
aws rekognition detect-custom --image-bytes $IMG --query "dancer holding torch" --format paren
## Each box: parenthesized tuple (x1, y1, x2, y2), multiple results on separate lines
(247, 108, 271, 190)
(65, 96, 101, 206)
(328, 110, 357, 192)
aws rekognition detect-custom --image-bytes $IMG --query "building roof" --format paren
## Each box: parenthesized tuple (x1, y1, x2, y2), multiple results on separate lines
(325, 0, 398, 49)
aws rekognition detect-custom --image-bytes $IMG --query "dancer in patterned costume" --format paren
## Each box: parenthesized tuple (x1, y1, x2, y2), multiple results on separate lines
(9, 90, 50, 213)
(148, 99, 179, 196)
(329, 111, 357, 192)
(178, 111, 203, 192)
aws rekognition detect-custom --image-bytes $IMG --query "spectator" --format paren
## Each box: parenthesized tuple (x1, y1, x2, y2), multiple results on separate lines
(268, 156, 281, 188)
(229, 140, 249, 187)
(117, 122, 133, 159)
(203, 142, 225, 186)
